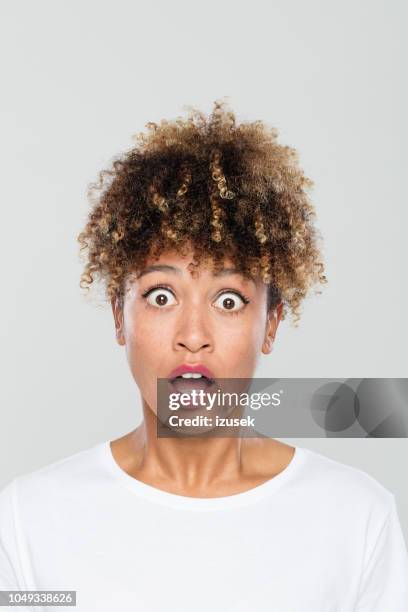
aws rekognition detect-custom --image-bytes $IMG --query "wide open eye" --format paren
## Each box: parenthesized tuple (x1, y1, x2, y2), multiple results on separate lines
(213, 291, 248, 314)
(143, 287, 177, 308)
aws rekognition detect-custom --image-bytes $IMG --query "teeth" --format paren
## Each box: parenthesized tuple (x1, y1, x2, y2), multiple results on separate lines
(180, 373, 203, 379)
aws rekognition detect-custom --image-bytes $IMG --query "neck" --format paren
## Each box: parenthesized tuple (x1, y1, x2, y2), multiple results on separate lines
(130, 401, 248, 490)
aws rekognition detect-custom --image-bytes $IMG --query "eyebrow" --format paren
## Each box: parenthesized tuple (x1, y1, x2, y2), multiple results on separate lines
(136, 264, 253, 282)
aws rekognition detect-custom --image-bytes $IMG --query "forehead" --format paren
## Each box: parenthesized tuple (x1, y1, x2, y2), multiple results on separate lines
(132, 247, 256, 284)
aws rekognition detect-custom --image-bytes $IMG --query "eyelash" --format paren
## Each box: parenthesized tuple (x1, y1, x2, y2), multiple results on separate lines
(141, 283, 250, 316)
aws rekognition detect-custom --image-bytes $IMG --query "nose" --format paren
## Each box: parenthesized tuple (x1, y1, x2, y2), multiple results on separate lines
(173, 303, 213, 354)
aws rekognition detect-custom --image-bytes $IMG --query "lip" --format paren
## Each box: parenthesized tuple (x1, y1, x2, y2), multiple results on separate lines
(167, 363, 215, 382)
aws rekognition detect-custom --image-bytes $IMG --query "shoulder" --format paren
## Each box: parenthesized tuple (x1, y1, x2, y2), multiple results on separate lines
(0, 441, 105, 515)
(248, 438, 395, 519)
(296, 445, 395, 521)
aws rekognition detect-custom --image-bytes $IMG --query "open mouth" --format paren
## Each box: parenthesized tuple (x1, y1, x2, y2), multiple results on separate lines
(168, 374, 216, 396)
(169, 374, 214, 387)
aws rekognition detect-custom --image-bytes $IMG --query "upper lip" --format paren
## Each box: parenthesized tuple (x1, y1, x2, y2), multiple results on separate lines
(167, 363, 215, 381)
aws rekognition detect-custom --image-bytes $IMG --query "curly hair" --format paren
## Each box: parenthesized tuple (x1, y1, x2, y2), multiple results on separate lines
(77, 99, 327, 326)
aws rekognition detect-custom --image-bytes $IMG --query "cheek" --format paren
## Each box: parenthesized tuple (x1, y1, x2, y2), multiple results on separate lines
(122, 307, 170, 384)
(216, 315, 265, 374)
(128, 326, 166, 359)
(122, 313, 172, 413)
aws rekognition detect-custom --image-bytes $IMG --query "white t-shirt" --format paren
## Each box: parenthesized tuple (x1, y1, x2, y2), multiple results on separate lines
(0, 441, 407, 611)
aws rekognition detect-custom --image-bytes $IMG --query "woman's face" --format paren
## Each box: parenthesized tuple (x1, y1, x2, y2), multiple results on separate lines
(112, 246, 282, 414)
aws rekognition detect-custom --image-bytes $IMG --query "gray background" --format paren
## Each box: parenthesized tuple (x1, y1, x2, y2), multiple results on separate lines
(0, 1, 407, 540)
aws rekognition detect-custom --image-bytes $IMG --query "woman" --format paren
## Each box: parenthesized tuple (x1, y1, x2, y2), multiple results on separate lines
(0, 101, 407, 611)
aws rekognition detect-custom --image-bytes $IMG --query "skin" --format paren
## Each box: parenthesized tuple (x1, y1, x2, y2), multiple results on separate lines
(110, 244, 296, 498)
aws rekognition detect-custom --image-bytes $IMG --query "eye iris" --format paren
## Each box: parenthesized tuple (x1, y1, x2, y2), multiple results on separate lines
(156, 293, 168, 306)
(223, 297, 235, 310)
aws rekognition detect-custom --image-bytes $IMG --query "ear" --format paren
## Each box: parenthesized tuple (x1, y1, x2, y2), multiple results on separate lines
(262, 302, 283, 355)
(111, 296, 125, 346)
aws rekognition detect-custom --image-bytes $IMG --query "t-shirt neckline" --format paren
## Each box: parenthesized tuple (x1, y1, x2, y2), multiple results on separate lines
(99, 439, 306, 510)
